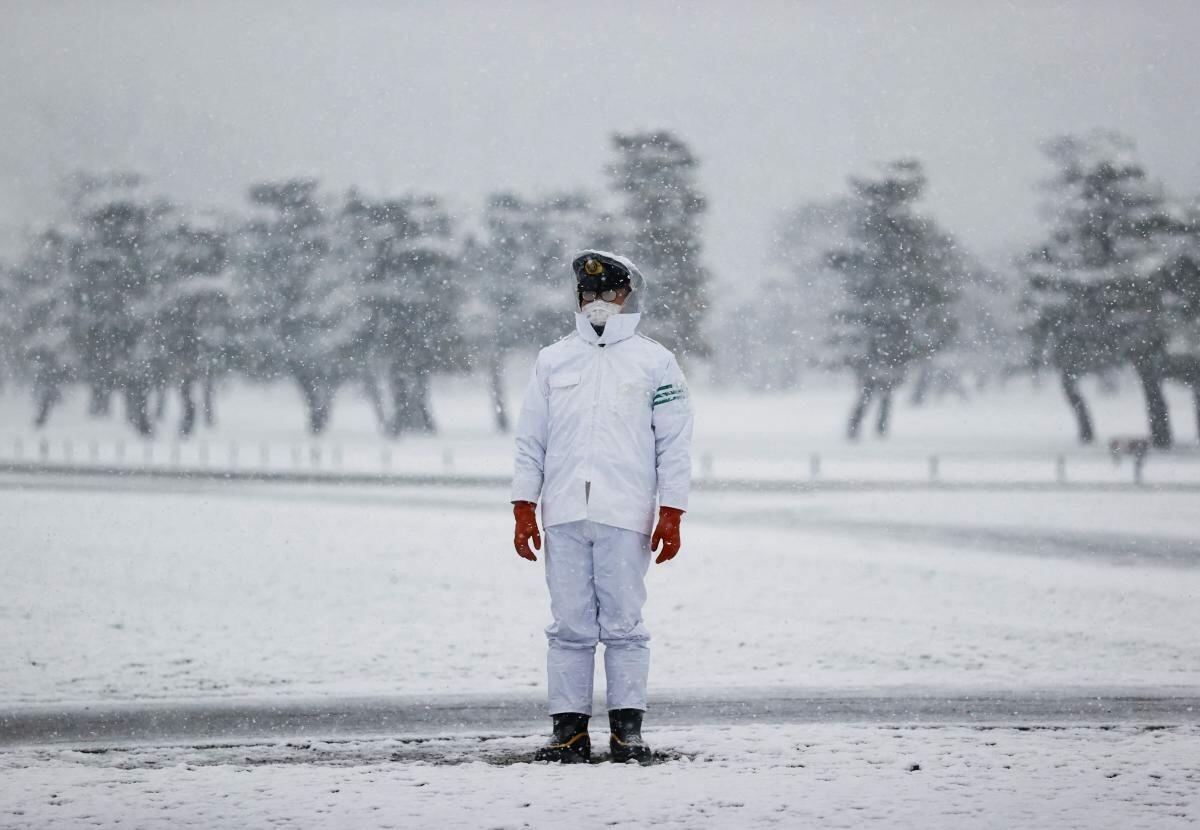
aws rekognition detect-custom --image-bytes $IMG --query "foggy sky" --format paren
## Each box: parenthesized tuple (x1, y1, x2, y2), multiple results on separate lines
(2, 0, 1199, 291)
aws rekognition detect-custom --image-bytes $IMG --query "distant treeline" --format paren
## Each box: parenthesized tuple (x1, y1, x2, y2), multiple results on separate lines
(0, 131, 709, 438)
(1, 129, 1198, 446)
(745, 131, 1200, 447)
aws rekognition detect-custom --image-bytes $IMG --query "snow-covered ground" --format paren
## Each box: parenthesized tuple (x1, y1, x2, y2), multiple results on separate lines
(5, 387, 1200, 827)
(2, 724, 1197, 829)
(3, 478, 1199, 706)
(3, 372, 1200, 484)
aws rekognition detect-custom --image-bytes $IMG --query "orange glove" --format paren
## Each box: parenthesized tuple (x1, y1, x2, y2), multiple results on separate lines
(651, 506, 684, 564)
(513, 501, 541, 562)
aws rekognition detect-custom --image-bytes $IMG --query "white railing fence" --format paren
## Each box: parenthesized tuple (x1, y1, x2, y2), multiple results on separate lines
(5, 436, 1200, 487)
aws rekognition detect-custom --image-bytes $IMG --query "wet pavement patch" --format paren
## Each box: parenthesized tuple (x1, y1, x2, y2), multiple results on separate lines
(17, 735, 697, 770)
(482, 748, 690, 767)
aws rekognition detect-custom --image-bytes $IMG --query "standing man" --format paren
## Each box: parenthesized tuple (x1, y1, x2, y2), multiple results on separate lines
(511, 250, 694, 764)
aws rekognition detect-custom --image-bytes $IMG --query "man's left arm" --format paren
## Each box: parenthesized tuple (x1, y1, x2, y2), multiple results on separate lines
(650, 354, 694, 563)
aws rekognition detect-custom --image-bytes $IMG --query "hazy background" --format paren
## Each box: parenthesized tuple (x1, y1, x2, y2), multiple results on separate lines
(3, 0, 1199, 290)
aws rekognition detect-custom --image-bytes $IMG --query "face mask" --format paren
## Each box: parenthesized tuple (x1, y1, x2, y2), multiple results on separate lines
(582, 299, 622, 326)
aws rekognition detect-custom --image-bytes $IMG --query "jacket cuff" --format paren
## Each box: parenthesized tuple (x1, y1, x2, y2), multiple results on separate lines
(511, 477, 543, 505)
(658, 491, 689, 512)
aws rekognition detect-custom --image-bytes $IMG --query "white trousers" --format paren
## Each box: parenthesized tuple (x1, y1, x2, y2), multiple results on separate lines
(544, 519, 652, 716)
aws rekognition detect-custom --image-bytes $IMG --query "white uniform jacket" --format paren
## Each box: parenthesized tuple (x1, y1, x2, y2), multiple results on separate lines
(511, 311, 694, 536)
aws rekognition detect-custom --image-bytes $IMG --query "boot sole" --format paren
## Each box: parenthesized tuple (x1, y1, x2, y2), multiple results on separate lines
(609, 743, 652, 765)
(534, 735, 591, 764)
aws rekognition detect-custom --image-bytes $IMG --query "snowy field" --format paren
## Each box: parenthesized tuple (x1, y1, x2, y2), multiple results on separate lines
(4, 400, 1200, 827)
(2, 724, 1198, 829)
(4, 479, 1200, 705)
(3, 371, 1200, 485)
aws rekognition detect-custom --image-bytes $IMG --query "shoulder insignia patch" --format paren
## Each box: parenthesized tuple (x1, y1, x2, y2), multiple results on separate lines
(652, 383, 688, 408)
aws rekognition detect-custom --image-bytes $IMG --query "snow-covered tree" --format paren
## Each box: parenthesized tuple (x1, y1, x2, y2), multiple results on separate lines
(607, 131, 711, 357)
(143, 211, 235, 435)
(466, 190, 593, 430)
(1157, 196, 1200, 441)
(4, 229, 76, 425)
(1024, 131, 1199, 447)
(727, 197, 854, 389)
(910, 262, 1024, 405)
(344, 192, 462, 436)
(233, 179, 362, 434)
(67, 176, 170, 435)
(827, 159, 961, 439)
(0, 260, 15, 391)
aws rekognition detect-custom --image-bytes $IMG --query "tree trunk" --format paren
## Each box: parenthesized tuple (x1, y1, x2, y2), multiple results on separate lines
(154, 386, 168, 421)
(412, 372, 436, 433)
(34, 384, 61, 428)
(385, 369, 412, 437)
(386, 367, 436, 436)
(846, 381, 874, 441)
(296, 374, 332, 435)
(179, 379, 197, 437)
(909, 364, 931, 406)
(310, 399, 331, 434)
(123, 383, 154, 437)
(487, 354, 509, 433)
(202, 375, 217, 427)
(1134, 363, 1172, 449)
(875, 386, 893, 437)
(1059, 371, 1095, 445)
(363, 370, 388, 432)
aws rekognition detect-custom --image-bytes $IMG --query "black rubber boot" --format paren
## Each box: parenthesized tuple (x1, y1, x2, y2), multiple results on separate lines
(534, 713, 591, 763)
(609, 708, 652, 764)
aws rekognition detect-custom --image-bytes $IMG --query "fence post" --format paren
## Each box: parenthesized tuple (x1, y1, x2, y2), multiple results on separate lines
(928, 455, 939, 483)
(63, 439, 73, 464)
(1055, 455, 1066, 484)
(810, 453, 821, 481)
(170, 443, 181, 467)
(310, 445, 322, 469)
(115, 440, 126, 464)
(260, 443, 270, 468)
(142, 442, 153, 465)
(442, 448, 454, 472)
(291, 444, 301, 468)
(89, 440, 100, 463)
(39, 438, 50, 462)
(332, 444, 342, 469)
(700, 452, 713, 479)
(198, 442, 209, 467)
(13, 438, 23, 461)
(228, 442, 239, 469)
(381, 446, 392, 472)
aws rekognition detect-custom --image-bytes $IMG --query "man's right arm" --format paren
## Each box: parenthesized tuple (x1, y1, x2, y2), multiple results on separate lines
(511, 357, 549, 505)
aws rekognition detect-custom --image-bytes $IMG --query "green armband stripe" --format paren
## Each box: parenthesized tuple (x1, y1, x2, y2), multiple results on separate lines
(652, 392, 686, 408)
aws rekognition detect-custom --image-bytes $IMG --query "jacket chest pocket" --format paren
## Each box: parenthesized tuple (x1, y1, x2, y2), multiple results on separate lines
(548, 371, 582, 412)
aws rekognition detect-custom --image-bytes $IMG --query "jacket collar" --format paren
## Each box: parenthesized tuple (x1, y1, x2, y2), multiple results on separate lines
(574, 311, 642, 346)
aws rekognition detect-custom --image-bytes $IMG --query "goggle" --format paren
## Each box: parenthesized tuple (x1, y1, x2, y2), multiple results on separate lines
(579, 288, 626, 304)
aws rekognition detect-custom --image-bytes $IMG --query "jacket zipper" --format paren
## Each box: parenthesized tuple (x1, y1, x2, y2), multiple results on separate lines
(584, 342, 605, 493)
